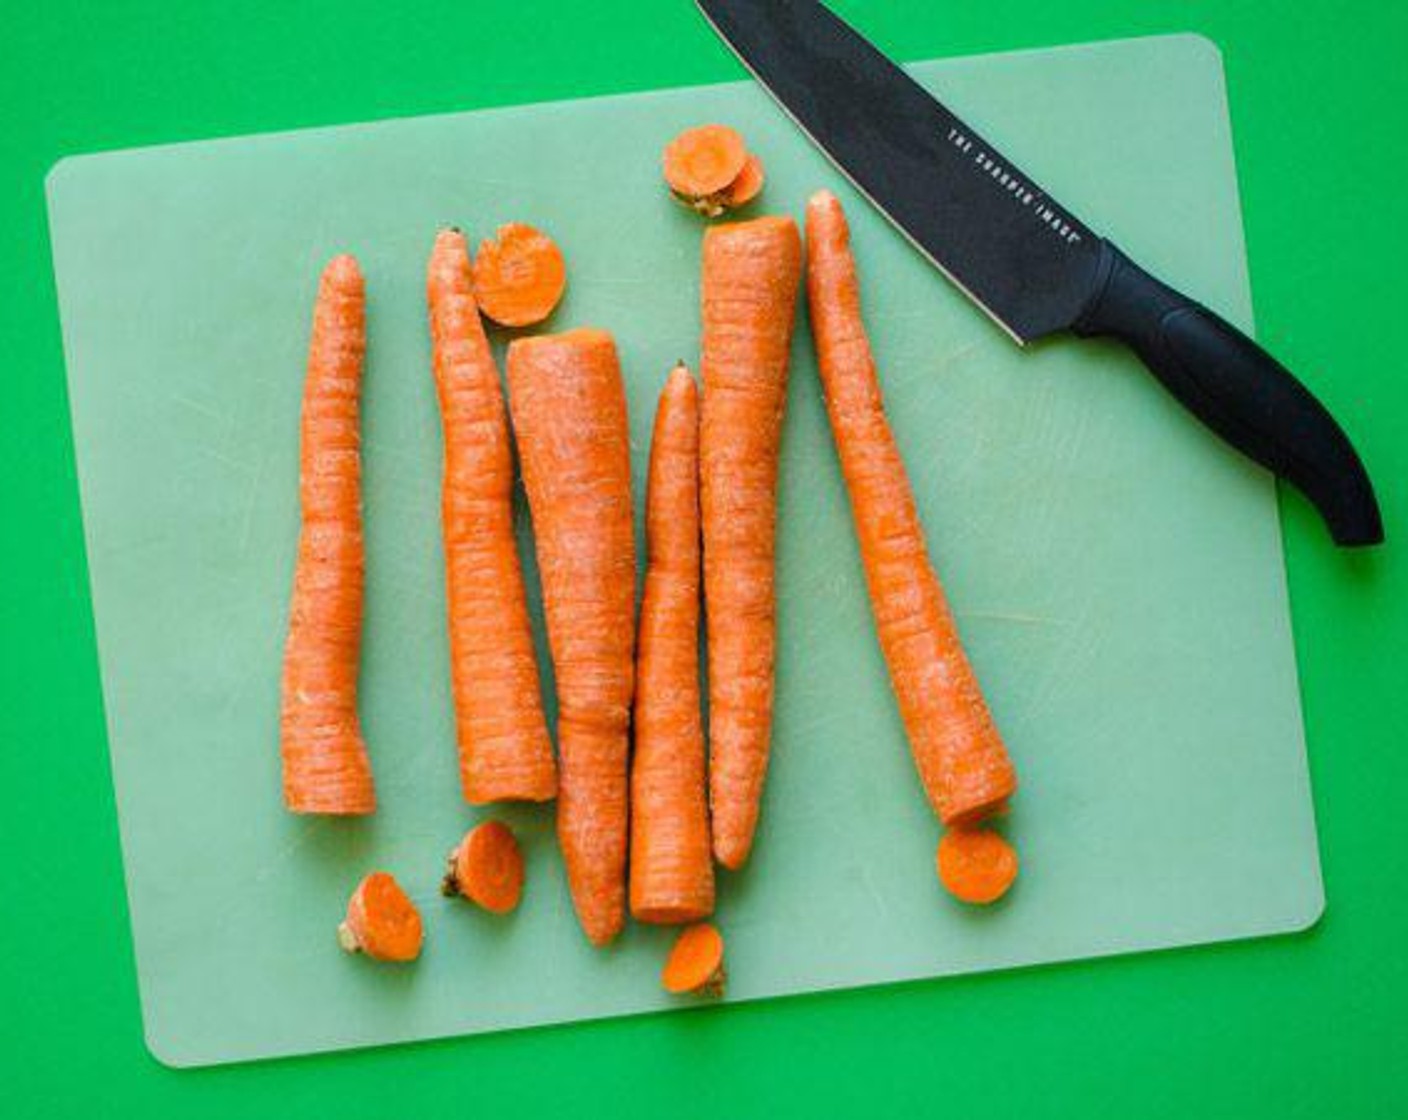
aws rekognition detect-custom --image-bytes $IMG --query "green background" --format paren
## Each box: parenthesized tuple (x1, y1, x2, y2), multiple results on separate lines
(1, 0, 1403, 1115)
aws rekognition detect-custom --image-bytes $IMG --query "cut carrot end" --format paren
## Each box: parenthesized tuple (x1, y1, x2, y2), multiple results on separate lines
(936, 829, 1019, 905)
(472, 222, 567, 327)
(661, 922, 726, 996)
(663, 124, 748, 198)
(341, 872, 423, 961)
(635, 902, 713, 926)
(445, 820, 524, 914)
(723, 153, 766, 207)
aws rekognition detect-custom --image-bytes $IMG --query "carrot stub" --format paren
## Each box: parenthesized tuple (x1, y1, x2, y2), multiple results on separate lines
(472, 222, 567, 328)
(722, 153, 766, 209)
(700, 215, 803, 870)
(427, 229, 557, 804)
(661, 922, 726, 997)
(443, 819, 525, 914)
(630, 365, 715, 925)
(508, 328, 636, 946)
(338, 872, 423, 961)
(936, 829, 1019, 904)
(663, 124, 748, 198)
(805, 189, 1017, 828)
(280, 254, 377, 815)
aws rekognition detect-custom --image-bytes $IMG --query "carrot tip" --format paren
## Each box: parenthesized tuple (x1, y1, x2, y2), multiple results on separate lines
(936, 829, 1019, 905)
(661, 922, 726, 996)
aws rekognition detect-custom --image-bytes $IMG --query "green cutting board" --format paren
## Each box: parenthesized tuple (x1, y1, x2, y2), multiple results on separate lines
(46, 33, 1320, 1068)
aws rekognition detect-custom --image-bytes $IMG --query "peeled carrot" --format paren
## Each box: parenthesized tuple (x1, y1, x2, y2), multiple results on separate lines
(722, 153, 766, 209)
(507, 328, 636, 946)
(805, 190, 1017, 826)
(661, 922, 726, 996)
(936, 828, 1019, 904)
(338, 872, 423, 961)
(700, 215, 803, 870)
(663, 124, 748, 199)
(472, 223, 567, 328)
(630, 365, 714, 925)
(280, 254, 377, 815)
(427, 229, 557, 804)
(442, 819, 525, 914)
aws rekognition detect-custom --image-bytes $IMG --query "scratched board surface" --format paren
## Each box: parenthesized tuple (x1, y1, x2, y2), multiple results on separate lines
(47, 34, 1320, 1067)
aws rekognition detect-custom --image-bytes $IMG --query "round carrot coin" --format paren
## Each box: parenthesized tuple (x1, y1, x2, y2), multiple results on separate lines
(722, 153, 766, 208)
(936, 828, 1019, 905)
(472, 223, 567, 327)
(339, 872, 423, 961)
(446, 820, 525, 914)
(662, 124, 749, 197)
(661, 921, 726, 996)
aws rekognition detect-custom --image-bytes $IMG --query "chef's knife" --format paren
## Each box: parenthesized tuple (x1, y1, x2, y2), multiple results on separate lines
(696, 0, 1383, 546)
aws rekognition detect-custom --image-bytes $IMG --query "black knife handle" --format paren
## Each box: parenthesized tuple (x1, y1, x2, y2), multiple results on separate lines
(1073, 242, 1383, 546)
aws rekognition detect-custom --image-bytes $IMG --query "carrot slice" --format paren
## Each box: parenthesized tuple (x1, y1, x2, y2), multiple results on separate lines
(936, 829, 1019, 904)
(443, 820, 525, 914)
(700, 215, 803, 871)
(281, 254, 377, 815)
(427, 228, 557, 803)
(630, 365, 715, 925)
(663, 124, 748, 199)
(338, 872, 423, 961)
(722, 153, 766, 208)
(661, 922, 726, 996)
(472, 223, 567, 328)
(805, 190, 1017, 827)
(508, 328, 636, 947)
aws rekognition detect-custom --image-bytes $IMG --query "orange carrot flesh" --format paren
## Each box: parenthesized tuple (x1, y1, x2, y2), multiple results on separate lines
(722, 153, 766, 208)
(280, 254, 377, 815)
(661, 921, 726, 996)
(805, 190, 1017, 826)
(472, 223, 567, 328)
(700, 215, 803, 870)
(507, 328, 636, 946)
(428, 229, 557, 804)
(630, 365, 715, 925)
(936, 828, 1019, 904)
(663, 124, 748, 198)
(339, 872, 423, 961)
(444, 819, 525, 914)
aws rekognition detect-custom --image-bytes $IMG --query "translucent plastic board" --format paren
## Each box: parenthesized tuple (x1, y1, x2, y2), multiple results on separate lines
(47, 34, 1321, 1067)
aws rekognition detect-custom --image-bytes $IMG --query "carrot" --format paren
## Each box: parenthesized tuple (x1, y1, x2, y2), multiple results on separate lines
(442, 819, 525, 914)
(472, 223, 566, 328)
(630, 364, 714, 924)
(507, 328, 636, 946)
(337, 872, 423, 961)
(428, 229, 557, 804)
(280, 254, 377, 815)
(700, 215, 803, 870)
(664, 126, 767, 218)
(722, 153, 766, 209)
(663, 124, 748, 199)
(661, 921, 726, 996)
(805, 190, 1017, 827)
(936, 828, 1019, 904)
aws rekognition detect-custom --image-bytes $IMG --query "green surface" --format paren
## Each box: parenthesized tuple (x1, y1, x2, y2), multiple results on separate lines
(2, 0, 1404, 1114)
(47, 35, 1321, 1067)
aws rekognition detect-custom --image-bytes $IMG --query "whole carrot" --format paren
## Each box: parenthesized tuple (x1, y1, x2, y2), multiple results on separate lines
(630, 364, 714, 924)
(507, 328, 636, 946)
(280, 254, 376, 815)
(805, 190, 1016, 826)
(427, 229, 556, 804)
(700, 215, 803, 870)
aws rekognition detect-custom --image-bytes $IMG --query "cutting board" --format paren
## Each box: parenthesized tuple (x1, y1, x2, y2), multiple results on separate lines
(47, 33, 1321, 1068)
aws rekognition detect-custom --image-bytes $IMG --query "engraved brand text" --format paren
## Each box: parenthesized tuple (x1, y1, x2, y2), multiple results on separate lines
(946, 127, 1083, 245)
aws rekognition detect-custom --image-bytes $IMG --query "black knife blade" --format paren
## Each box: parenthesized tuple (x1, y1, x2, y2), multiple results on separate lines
(696, 0, 1383, 547)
